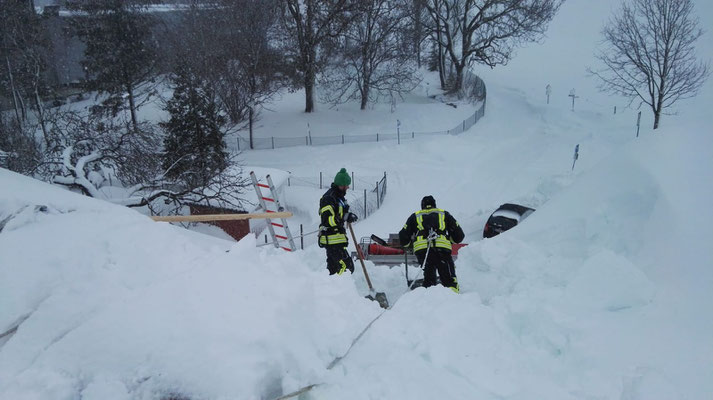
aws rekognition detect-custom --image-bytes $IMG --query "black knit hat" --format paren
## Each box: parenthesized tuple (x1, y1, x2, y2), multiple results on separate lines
(421, 195, 436, 209)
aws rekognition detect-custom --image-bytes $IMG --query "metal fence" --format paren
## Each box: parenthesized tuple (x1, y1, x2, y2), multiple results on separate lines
(288, 171, 387, 220)
(237, 73, 487, 151)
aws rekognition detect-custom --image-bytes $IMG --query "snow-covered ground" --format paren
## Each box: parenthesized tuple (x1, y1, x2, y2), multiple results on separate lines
(2, 1, 713, 399)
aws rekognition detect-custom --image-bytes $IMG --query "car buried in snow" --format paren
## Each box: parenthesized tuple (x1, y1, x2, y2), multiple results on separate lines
(483, 203, 535, 238)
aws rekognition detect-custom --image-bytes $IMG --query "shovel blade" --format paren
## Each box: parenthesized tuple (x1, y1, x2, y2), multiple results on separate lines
(366, 292, 389, 309)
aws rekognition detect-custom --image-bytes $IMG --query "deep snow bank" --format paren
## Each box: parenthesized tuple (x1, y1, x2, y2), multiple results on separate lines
(0, 168, 382, 399)
(312, 121, 713, 399)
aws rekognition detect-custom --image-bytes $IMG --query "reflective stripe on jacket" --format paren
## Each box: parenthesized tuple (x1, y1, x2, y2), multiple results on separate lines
(413, 208, 451, 251)
(399, 207, 465, 253)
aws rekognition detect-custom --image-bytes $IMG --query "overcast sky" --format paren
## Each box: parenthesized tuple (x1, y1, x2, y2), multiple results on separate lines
(477, 0, 713, 119)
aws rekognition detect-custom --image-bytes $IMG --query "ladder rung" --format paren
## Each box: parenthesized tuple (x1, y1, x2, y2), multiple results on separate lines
(281, 247, 293, 252)
(266, 210, 275, 213)
(262, 197, 275, 202)
(271, 223, 284, 228)
(276, 234, 288, 240)
(257, 183, 269, 188)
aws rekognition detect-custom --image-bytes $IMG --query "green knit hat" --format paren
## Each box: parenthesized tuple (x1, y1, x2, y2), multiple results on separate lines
(333, 168, 351, 186)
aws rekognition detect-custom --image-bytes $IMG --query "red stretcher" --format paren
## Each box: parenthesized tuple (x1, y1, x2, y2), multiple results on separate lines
(352, 234, 468, 266)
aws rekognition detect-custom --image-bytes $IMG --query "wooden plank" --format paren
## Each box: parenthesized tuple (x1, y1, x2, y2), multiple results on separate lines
(151, 211, 293, 223)
(273, 384, 320, 400)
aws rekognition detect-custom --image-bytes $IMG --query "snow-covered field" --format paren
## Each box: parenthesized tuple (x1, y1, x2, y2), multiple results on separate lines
(2, 1, 713, 399)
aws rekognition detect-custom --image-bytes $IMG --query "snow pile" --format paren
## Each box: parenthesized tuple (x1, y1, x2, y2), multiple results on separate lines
(0, 168, 382, 399)
(314, 121, 712, 400)
(2, 1, 713, 392)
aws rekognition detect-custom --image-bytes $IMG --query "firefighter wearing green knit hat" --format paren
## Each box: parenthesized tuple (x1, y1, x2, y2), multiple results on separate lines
(333, 167, 351, 187)
(318, 168, 357, 275)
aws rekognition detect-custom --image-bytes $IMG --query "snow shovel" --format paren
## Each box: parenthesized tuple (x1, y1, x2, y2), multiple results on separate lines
(348, 222, 389, 309)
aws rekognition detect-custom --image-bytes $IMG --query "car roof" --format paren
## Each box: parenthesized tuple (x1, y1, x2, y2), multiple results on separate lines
(496, 203, 535, 215)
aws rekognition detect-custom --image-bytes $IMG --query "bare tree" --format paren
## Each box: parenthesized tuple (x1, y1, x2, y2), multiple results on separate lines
(410, 0, 431, 69)
(322, 0, 419, 110)
(589, 0, 710, 129)
(280, 0, 358, 113)
(217, 0, 288, 148)
(424, 0, 562, 92)
(0, 114, 42, 175)
(172, 1, 287, 149)
(35, 110, 248, 215)
(69, 0, 159, 132)
(0, 0, 53, 144)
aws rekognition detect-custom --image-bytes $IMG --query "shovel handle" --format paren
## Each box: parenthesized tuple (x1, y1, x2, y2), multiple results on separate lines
(348, 222, 374, 291)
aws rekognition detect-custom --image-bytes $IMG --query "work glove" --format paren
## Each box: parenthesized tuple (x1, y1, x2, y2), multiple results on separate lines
(346, 212, 358, 223)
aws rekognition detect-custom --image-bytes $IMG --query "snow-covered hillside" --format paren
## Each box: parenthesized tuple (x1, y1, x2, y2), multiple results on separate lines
(2, 1, 712, 399)
(3, 75, 712, 398)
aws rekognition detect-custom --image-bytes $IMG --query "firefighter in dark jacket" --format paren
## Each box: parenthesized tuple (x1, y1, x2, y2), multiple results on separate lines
(319, 168, 358, 275)
(399, 195, 465, 292)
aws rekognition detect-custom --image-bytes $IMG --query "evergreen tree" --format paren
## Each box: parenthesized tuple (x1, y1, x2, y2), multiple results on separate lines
(161, 63, 227, 188)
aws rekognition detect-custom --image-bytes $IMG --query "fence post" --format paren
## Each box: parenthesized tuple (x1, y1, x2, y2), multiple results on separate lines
(636, 111, 641, 137)
(320, 172, 323, 189)
(342, 134, 344, 144)
(377, 133, 379, 142)
(397, 120, 401, 144)
(300, 224, 304, 250)
(271, 137, 275, 149)
(412, 131, 415, 139)
(463, 120, 465, 132)
(306, 136, 308, 145)
(288, 177, 290, 186)
(264, 234, 268, 244)
(352, 172, 354, 189)
(376, 181, 380, 208)
(364, 189, 367, 218)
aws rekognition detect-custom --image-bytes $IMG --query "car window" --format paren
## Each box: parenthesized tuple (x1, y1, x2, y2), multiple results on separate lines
(491, 209, 522, 221)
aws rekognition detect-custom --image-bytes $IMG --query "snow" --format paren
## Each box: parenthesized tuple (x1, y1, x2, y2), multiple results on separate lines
(490, 209, 523, 221)
(2, 1, 713, 399)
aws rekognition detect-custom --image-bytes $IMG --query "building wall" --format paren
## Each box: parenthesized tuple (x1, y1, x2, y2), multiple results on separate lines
(188, 204, 251, 242)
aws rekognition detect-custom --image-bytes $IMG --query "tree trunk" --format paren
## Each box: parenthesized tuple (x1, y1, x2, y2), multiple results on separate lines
(360, 83, 369, 110)
(17, 90, 27, 121)
(33, 86, 49, 147)
(304, 67, 315, 113)
(360, 51, 371, 110)
(653, 110, 661, 129)
(653, 82, 665, 130)
(414, 0, 422, 68)
(5, 56, 22, 124)
(249, 106, 254, 149)
(435, 24, 446, 89)
(453, 63, 464, 94)
(127, 82, 139, 131)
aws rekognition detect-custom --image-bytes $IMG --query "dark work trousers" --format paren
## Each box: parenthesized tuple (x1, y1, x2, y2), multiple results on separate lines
(325, 245, 355, 275)
(416, 248, 457, 290)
